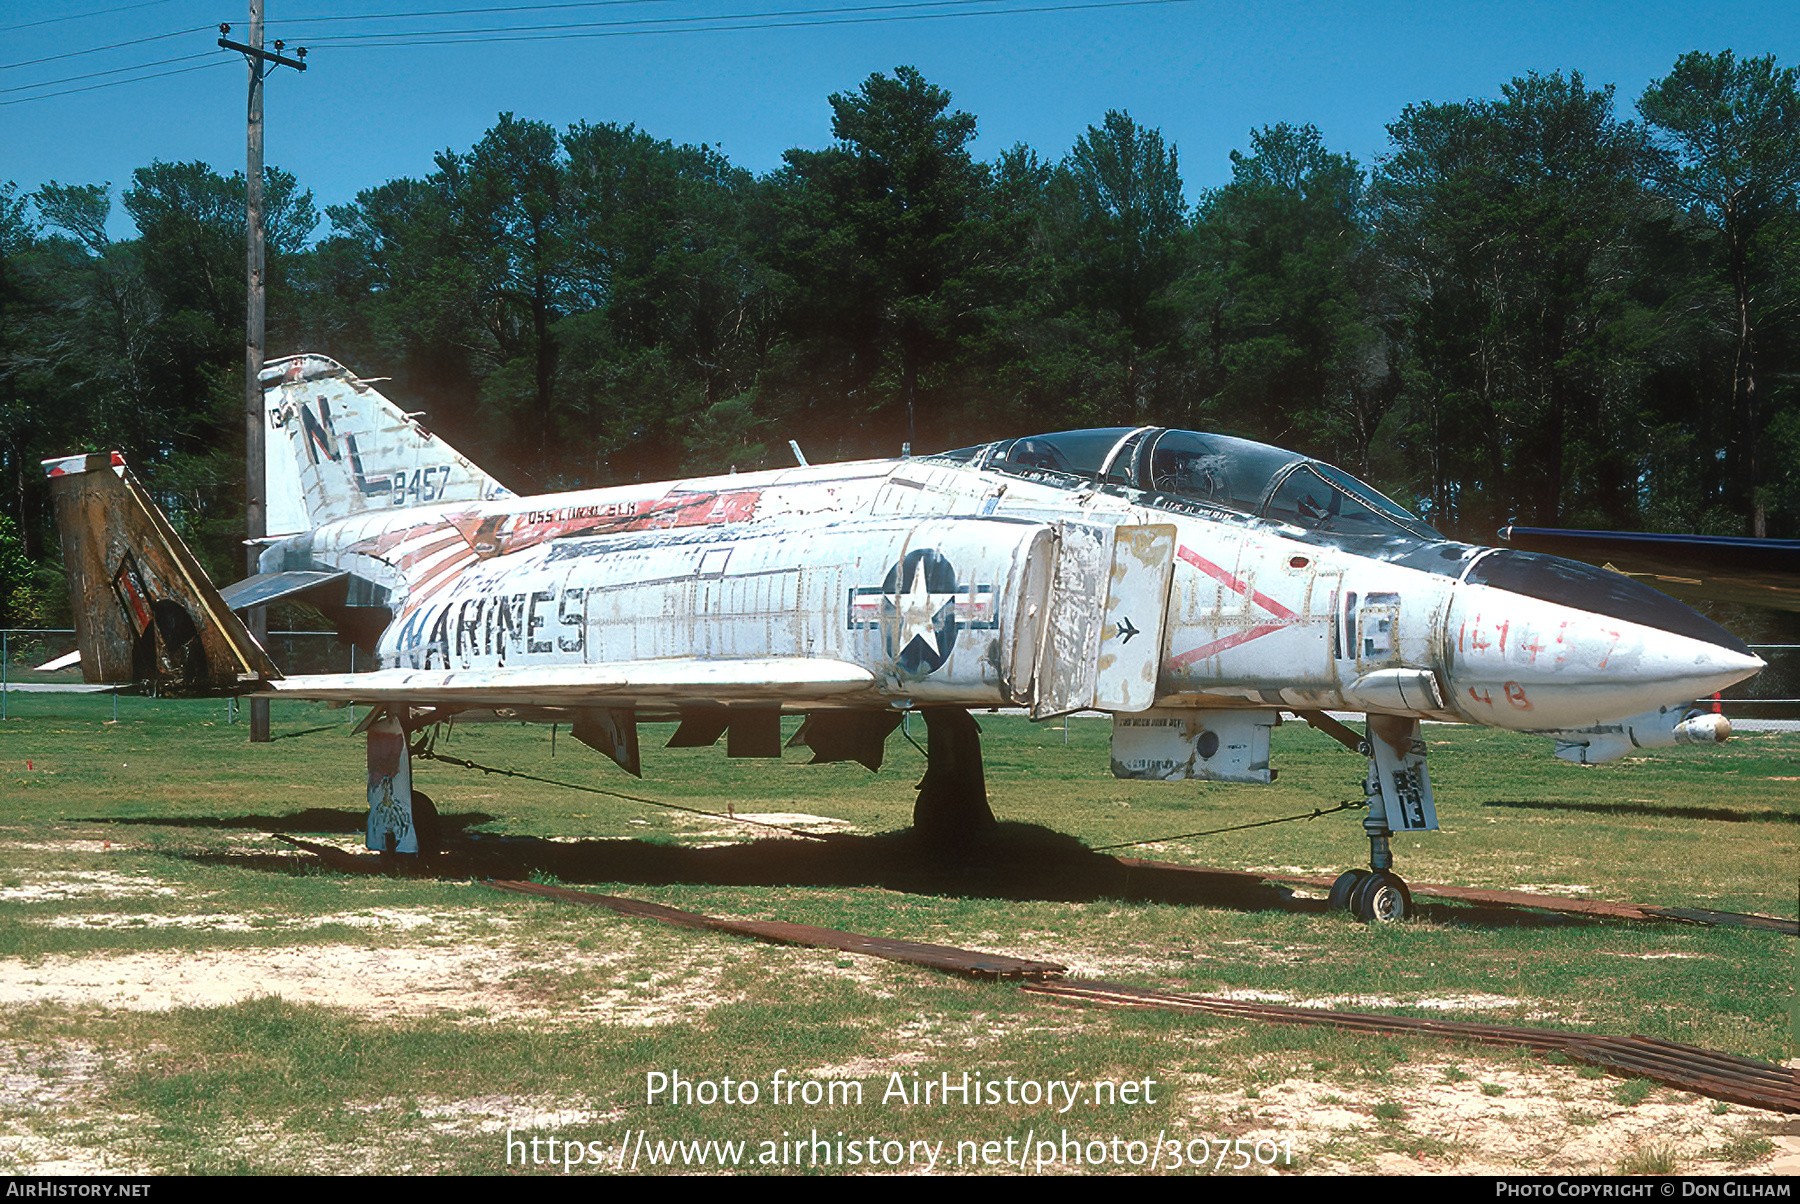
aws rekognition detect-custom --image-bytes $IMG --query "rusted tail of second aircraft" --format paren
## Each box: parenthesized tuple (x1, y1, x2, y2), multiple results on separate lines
(42, 452, 279, 693)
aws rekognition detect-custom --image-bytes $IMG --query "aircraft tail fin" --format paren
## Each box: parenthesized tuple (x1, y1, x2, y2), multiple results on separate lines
(261, 354, 511, 534)
(42, 453, 280, 692)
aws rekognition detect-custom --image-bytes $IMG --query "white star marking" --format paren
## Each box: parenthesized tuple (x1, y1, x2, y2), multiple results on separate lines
(890, 561, 958, 658)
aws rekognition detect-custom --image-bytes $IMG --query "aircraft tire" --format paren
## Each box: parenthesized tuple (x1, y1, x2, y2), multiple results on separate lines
(1352, 872, 1410, 923)
(1327, 870, 1366, 911)
(411, 790, 441, 860)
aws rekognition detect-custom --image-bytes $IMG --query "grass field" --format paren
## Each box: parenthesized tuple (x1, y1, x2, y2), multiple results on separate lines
(0, 688, 1794, 1175)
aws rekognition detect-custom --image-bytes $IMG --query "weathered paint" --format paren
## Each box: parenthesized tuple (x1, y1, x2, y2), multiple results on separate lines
(44, 361, 1765, 800)
(260, 384, 1757, 743)
(1110, 708, 1277, 783)
(365, 710, 416, 854)
(1094, 524, 1176, 714)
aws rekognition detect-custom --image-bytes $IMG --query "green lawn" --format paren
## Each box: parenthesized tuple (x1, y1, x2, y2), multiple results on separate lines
(0, 690, 1791, 1174)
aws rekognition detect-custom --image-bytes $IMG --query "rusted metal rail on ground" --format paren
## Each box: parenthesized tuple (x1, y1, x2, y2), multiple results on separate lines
(270, 833, 1798, 1112)
(486, 876, 1798, 1116)
(1020, 979, 1800, 1115)
(1115, 857, 1800, 935)
(487, 878, 1068, 980)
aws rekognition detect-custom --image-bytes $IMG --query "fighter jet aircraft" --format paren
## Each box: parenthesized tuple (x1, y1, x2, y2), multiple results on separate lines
(43, 355, 1765, 922)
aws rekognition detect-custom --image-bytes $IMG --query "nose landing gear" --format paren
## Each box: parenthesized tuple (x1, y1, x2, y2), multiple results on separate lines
(1315, 712, 1437, 924)
(1326, 869, 1414, 922)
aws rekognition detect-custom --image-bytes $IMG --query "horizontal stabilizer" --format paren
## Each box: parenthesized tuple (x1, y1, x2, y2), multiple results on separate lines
(219, 570, 350, 611)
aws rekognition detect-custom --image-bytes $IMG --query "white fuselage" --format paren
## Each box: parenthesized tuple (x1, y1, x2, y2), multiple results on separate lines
(270, 452, 1757, 732)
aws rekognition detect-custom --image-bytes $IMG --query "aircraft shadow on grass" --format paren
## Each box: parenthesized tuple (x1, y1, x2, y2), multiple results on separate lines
(84, 809, 1605, 931)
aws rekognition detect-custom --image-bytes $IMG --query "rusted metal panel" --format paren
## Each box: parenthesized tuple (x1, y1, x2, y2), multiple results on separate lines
(1026, 980, 1800, 1113)
(45, 453, 277, 691)
(1093, 523, 1175, 713)
(1029, 523, 1111, 719)
(495, 874, 1797, 1112)
(268, 829, 1792, 1113)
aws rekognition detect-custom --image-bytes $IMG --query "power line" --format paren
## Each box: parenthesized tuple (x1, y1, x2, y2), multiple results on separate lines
(0, 59, 230, 106)
(0, 51, 214, 97)
(0, 0, 183, 34)
(275, 0, 682, 23)
(292, 0, 1202, 47)
(0, 25, 211, 72)
(291, 0, 1055, 40)
(0, 0, 1198, 107)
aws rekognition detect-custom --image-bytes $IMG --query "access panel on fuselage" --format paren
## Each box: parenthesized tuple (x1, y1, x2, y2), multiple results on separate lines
(1158, 527, 1340, 706)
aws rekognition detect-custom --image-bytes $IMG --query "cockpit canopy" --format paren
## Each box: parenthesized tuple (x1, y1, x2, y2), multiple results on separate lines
(933, 427, 1442, 543)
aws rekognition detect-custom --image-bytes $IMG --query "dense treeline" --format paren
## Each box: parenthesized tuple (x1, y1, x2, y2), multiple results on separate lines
(3, 51, 1799, 624)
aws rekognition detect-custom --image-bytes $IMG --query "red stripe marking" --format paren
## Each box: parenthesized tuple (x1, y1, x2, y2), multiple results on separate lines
(1175, 545, 1299, 620)
(397, 532, 467, 571)
(408, 550, 479, 602)
(1167, 545, 1302, 668)
(1169, 623, 1286, 669)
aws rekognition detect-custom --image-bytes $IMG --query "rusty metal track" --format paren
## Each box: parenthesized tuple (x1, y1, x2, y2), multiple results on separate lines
(270, 835, 1796, 1112)
(487, 878, 1067, 980)
(1114, 857, 1799, 935)
(1639, 906, 1799, 934)
(491, 876, 1797, 1115)
(1022, 980, 1800, 1114)
(496, 878, 1796, 1115)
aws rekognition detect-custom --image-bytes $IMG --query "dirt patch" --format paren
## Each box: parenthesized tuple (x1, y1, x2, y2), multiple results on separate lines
(37, 907, 515, 933)
(0, 1041, 141, 1176)
(672, 811, 857, 847)
(1229, 1061, 1784, 1174)
(0, 936, 694, 1025)
(1214, 987, 1550, 1016)
(0, 871, 182, 902)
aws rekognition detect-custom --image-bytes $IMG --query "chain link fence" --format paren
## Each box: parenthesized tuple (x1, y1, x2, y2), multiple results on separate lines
(2, 628, 364, 678)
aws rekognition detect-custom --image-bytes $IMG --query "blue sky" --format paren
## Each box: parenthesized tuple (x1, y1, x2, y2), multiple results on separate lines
(3, 0, 1796, 241)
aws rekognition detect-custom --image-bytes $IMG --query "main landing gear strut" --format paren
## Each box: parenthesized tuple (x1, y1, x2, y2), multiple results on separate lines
(1308, 712, 1439, 923)
(912, 707, 998, 849)
(364, 707, 440, 867)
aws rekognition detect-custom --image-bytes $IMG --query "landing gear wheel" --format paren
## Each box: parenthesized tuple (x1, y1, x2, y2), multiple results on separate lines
(1352, 871, 1411, 923)
(1328, 870, 1367, 911)
(410, 790, 440, 861)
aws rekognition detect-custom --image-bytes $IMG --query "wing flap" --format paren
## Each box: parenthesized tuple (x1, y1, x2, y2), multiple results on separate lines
(265, 658, 881, 709)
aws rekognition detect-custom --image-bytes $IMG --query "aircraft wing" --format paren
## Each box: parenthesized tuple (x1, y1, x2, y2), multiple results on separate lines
(218, 570, 350, 611)
(266, 658, 882, 710)
(1499, 526, 1800, 612)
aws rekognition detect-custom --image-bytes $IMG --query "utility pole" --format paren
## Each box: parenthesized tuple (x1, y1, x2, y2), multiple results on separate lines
(219, 4, 304, 744)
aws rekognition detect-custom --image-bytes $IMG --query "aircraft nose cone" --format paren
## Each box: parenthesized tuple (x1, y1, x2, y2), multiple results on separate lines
(1446, 552, 1764, 730)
